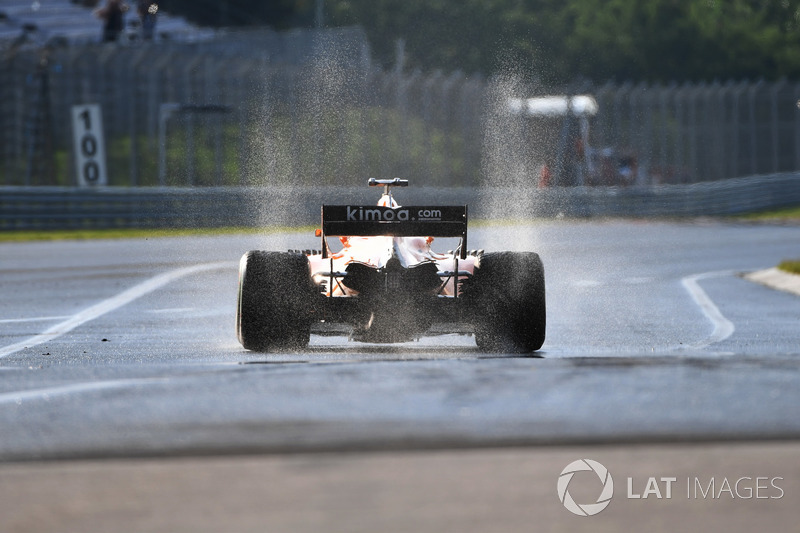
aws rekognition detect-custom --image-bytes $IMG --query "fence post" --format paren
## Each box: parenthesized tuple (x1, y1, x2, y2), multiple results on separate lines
(359, 69, 373, 179)
(398, 70, 416, 180)
(613, 81, 632, 151)
(422, 71, 443, 182)
(205, 57, 225, 186)
(704, 81, 722, 180)
(688, 82, 701, 181)
(128, 46, 152, 186)
(149, 48, 170, 153)
(254, 57, 273, 186)
(634, 81, 651, 186)
(673, 83, 687, 181)
(457, 74, 475, 185)
(158, 103, 179, 186)
(591, 81, 614, 179)
(235, 59, 253, 186)
(441, 72, 464, 184)
(748, 80, 763, 175)
(656, 83, 671, 183)
(795, 83, 800, 172)
(182, 55, 204, 186)
(729, 81, 744, 179)
(771, 79, 786, 174)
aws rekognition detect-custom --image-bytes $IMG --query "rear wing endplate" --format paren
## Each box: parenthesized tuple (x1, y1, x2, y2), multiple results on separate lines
(321, 204, 468, 259)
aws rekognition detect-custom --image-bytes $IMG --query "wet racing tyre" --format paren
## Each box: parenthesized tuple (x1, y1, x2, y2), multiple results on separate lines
(464, 251, 546, 353)
(236, 251, 314, 351)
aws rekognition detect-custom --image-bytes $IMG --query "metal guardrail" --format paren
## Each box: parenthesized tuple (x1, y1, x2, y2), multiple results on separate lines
(511, 173, 800, 218)
(1, 173, 799, 231)
(0, 187, 254, 230)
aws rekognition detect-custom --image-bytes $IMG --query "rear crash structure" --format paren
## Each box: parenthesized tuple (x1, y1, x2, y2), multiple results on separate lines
(237, 179, 546, 352)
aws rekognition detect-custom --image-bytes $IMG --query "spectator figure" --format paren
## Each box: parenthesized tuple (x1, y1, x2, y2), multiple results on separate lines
(95, 0, 128, 42)
(137, 0, 158, 40)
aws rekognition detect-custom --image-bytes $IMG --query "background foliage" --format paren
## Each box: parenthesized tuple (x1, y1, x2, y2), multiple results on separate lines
(164, 0, 800, 82)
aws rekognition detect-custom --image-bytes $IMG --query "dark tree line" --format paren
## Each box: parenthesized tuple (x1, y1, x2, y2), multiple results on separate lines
(161, 0, 800, 83)
(159, 0, 306, 28)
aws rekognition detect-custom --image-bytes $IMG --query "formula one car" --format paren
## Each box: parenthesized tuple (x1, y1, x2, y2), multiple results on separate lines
(236, 179, 545, 352)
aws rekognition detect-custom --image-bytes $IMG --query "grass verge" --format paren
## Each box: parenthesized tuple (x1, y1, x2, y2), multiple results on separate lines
(778, 260, 800, 275)
(739, 205, 800, 222)
(0, 226, 315, 242)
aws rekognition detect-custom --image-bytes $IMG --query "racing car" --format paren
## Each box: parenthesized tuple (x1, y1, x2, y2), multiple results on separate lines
(236, 179, 545, 352)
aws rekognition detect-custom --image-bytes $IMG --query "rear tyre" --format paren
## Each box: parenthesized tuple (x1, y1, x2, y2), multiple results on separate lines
(236, 251, 313, 351)
(464, 252, 546, 353)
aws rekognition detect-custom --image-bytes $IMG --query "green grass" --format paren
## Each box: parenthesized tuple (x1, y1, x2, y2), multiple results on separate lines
(0, 225, 316, 242)
(778, 260, 800, 275)
(739, 205, 800, 221)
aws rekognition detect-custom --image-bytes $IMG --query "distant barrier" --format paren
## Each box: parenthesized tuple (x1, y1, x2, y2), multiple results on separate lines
(520, 173, 800, 218)
(1, 173, 799, 231)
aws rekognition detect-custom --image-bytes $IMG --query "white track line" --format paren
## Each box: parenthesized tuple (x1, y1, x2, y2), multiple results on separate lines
(0, 262, 235, 359)
(0, 378, 168, 405)
(681, 270, 736, 349)
(0, 316, 71, 324)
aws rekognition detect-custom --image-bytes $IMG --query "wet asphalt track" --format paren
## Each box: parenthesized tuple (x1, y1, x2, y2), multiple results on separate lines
(1, 220, 799, 462)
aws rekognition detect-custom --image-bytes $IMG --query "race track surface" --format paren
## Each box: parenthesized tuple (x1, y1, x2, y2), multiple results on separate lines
(1, 220, 799, 461)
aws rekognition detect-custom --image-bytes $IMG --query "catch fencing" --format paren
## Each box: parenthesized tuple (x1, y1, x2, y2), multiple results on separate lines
(2, 31, 800, 190)
(592, 80, 800, 185)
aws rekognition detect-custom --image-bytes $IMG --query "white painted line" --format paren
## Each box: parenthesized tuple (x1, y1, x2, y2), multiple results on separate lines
(0, 262, 235, 359)
(681, 271, 736, 349)
(0, 377, 168, 405)
(0, 316, 71, 324)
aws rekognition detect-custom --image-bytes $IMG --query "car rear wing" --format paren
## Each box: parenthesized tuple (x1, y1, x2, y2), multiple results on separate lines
(321, 204, 468, 259)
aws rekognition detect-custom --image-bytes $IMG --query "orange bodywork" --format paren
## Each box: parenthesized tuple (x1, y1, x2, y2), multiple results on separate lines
(307, 193, 477, 297)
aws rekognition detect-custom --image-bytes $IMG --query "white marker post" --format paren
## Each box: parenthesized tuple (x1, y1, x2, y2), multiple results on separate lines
(71, 104, 108, 187)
